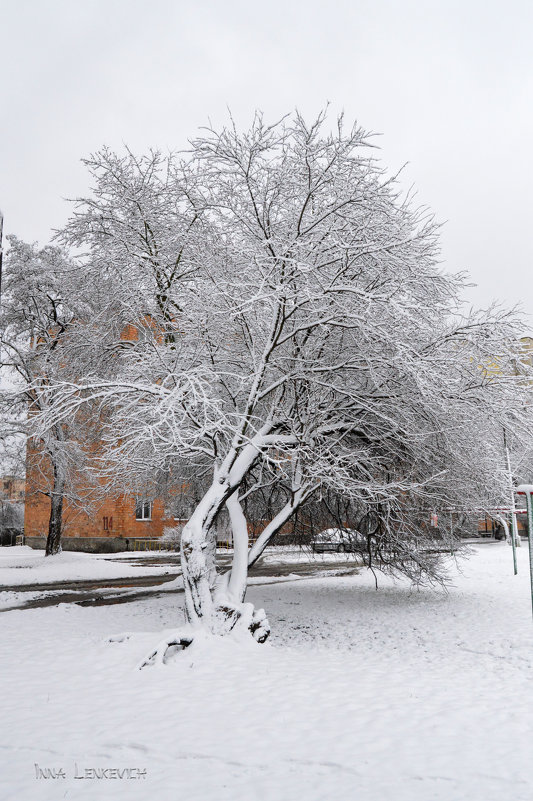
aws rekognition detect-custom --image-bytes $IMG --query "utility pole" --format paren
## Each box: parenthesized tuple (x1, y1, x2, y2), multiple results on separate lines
(0, 208, 3, 303)
(504, 429, 518, 575)
(516, 485, 533, 620)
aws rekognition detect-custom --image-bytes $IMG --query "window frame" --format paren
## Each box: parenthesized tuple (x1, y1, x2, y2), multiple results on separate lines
(135, 499, 153, 521)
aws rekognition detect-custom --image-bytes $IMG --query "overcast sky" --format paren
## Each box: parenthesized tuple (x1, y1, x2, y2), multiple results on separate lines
(1, 0, 532, 325)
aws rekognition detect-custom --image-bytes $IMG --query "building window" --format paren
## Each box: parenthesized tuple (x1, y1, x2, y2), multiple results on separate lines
(103, 516, 113, 531)
(135, 500, 152, 521)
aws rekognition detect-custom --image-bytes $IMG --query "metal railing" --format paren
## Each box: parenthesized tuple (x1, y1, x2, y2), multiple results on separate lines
(129, 537, 261, 552)
(130, 538, 179, 552)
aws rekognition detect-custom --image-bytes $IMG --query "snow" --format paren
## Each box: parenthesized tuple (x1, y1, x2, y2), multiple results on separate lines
(260, 545, 351, 563)
(1, 543, 532, 800)
(0, 546, 175, 587)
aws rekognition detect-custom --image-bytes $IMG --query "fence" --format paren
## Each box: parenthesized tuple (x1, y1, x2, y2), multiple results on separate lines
(130, 538, 179, 552)
(130, 536, 263, 552)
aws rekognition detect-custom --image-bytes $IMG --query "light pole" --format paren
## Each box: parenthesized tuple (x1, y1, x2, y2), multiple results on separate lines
(0, 208, 3, 303)
(504, 434, 518, 575)
(516, 484, 533, 619)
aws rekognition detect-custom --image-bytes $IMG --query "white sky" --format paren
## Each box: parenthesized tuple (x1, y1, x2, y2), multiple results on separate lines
(1, 0, 532, 324)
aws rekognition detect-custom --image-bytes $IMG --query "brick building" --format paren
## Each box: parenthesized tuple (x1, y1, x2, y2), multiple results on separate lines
(1, 475, 25, 503)
(23, 320, 182, 552)
(23, 479, 175, 552)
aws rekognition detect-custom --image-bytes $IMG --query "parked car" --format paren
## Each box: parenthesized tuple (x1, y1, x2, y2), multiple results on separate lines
(310, 528, 369, 553)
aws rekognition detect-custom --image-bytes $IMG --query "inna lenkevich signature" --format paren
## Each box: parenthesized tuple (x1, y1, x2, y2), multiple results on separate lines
(34, 762, 147, 780)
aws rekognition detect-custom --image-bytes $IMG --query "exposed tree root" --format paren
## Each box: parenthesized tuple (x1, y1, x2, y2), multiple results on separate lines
(248, 607, 271, 644)
(106, 630, 194, 668)
(107, 604, 270, 671)
(136, 631, 194, 669)
(212, 601, 271, 643)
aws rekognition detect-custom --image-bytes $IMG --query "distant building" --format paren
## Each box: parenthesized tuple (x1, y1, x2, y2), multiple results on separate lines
(1, 475, 25, 503)
(23, 320, 182, 552)
(23, 475, 176, 552)
(0, 475, 25, 544)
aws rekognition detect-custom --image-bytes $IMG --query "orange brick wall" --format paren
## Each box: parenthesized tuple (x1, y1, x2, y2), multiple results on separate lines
(23, 319, 179, 544)
(1, 476, 25, 502)
(24, 441, 173, 541)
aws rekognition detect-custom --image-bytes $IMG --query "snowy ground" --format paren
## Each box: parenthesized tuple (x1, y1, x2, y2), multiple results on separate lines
(0, 546, 175, 587)
(0, 543, 532, 801)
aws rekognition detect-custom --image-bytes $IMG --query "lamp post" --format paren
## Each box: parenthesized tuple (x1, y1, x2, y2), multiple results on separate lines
(505, 439, 518, 575)
(0, 208, 3, 302)
(516, 484, 533, 619)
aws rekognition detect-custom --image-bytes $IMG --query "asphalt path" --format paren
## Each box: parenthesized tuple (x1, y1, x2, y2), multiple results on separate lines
(0, 555, 361, 613)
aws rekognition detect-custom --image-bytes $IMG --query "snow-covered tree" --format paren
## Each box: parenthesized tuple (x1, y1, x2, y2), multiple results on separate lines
(0, 237, 99, 555)
(58, 146, 201, 331)
(36, 111, 533, 655)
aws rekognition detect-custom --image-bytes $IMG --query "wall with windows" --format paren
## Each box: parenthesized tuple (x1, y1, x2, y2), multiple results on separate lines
(23, 320, 177, 550)
(1, 476, 25, 502)
(24, 487, 170, 550)
(24, 437, 171, 549)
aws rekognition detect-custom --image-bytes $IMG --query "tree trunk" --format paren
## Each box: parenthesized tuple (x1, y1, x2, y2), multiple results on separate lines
(45, 464, 65, 556)
(180, 482, 228, 627)
(179, 426, 292, 639)
(180, 483, 269, 640)
(218, 491, 249, 605)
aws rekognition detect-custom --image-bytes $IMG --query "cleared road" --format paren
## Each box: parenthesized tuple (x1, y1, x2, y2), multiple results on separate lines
(0, 554, 361, 612)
